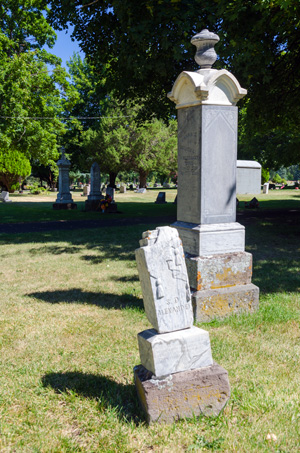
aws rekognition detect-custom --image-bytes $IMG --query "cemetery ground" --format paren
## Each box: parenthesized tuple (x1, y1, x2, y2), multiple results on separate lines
(0, 189, 299, 451)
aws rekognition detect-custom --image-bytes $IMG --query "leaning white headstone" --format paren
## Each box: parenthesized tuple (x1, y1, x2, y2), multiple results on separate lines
(134, 226, 229, 423)
(135, 226, 193, 334)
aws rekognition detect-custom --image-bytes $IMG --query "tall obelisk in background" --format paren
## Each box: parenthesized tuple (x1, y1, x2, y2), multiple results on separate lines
(168, 29, 259, 321)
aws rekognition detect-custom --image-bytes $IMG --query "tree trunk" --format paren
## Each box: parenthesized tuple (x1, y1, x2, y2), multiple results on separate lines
(109, 172, 118, 188)
(139, 170, 148, 188)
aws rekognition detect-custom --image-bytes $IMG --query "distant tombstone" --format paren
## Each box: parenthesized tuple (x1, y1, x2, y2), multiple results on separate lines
(0, 191, 12, 202)
(155, 192, 167, 204)
(134, 226, 230, 423)
(88, 163, 102, 201)
(106, 186, 115, 201)
(137, 188, 146, 194)
(263, 183, 269, 194)
(236, 160, 262, 195)
(173, 195, 177, 204)
(245, 197, 259, 209)
(53, 150, 77, 210)
(120, 185, 126, 193)
(83, 185, 90, 196)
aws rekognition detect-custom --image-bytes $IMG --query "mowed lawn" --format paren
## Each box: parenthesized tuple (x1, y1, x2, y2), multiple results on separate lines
(0, 189, 299, 451)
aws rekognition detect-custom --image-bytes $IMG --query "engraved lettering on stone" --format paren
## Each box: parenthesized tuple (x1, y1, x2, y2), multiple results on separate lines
(135, 226, 193, 333)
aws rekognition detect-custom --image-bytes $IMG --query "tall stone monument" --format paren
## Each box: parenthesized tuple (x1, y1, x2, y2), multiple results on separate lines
(168, 29, 259, 321)
(134, 226, 230, 424)
(53, 149, 77, 210)
(85, 162, 103, 211)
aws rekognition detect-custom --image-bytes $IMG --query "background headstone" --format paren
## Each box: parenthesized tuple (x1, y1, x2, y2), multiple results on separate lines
(85, 163, 103, 211)
(88, 162, 102, 200)
(53, 150, 77, 210)
(0, 191, 12, 202)
(236, 160, 262, 195)
(155, 192, 167, 204)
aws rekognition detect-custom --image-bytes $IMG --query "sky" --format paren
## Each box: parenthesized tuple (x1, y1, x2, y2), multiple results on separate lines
(45, 26, 85, 68)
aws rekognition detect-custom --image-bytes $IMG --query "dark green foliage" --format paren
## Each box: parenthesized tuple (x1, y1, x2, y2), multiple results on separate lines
(0, 149, 31, 191)
(48, 0, 300, 167)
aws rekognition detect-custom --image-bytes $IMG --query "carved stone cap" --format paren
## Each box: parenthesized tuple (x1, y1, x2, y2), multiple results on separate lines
(191, 29, 220, 69)
(168, 28, 247, 108)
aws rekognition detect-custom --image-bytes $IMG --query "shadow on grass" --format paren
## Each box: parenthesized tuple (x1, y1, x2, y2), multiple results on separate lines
(42, 371, 145, 425)
(27, 288, 143, 310)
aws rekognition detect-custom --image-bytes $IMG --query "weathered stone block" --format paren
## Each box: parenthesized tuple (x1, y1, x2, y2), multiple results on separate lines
(138, 326, 213, 377)
(173, 221, 245, 256)
(186, 251, 253, 291)
(193, 283, 259, 322)
(134, 363, 230, 424)
(135, 227, 193, 333)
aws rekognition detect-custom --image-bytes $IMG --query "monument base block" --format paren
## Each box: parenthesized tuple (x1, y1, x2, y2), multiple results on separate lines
(138, 326, 213, 377)
(53, 203, 77, 210)
(134, 363, 230, 424)
(185, 251, 253, 291)
(193, 283, 259, 322)
(85, 199, 102, 211)
(106, 203, 118, 213)
(173, 221, 245, 256)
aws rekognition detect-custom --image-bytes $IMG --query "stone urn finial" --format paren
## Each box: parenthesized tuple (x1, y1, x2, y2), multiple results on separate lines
(191, 29, 220, 69)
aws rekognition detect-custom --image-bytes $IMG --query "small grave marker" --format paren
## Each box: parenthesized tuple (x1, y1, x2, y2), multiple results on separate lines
(0, 191, 12, 202)
(155, 192, 167, 204)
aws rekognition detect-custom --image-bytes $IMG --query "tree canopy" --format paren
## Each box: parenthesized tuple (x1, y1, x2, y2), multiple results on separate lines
(0, 1, 78, 168)
(48, 0, 300, 167)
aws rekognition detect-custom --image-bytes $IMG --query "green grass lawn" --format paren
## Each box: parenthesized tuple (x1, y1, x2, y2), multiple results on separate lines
(0, 190, 299, 451)
(0, 189, 177, 224)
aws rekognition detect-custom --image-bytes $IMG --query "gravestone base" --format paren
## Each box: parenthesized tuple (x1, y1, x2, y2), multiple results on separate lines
(53, 202, 77, 210)
(173, 221, 245, 256)
(134, 363, 230, 424)
(138, 326, 213, 377)
(106, 203, 118, 213)
(192, 283, 259, 322)
(85, 199, 102, 211)
(185, 251, 253, 291)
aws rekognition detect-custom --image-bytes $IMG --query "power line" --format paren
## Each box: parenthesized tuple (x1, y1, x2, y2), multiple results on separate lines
(0, 115, 133, 120)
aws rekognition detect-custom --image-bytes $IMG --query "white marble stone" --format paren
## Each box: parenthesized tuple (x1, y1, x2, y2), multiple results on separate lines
(135, 226, 193, 333)
(236, 160, 261, 195)
(138, 326, 213, 377)
(83, 184, 90, 196)
(173, 221, 245, 256)
(120, 185, 126, 193)
(106, 186, 115, 200)
(168, 69, 247, 109)
(0, 191, 11, 202)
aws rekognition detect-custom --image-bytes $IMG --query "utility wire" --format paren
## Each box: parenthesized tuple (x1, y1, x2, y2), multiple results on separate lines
(0, 115, 133, 120)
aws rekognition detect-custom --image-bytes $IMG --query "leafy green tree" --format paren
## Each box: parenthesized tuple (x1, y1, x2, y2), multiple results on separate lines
(0, 149, 31, 192)
(63, 54, 109, 170)
(48, 0, 300, 166)
(31, 162, 59, 188)
(0, 1, 78, 169)
(129, 118, 177, 187)
(80, 100, 135, 187)
(261, 168, 270, 184)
